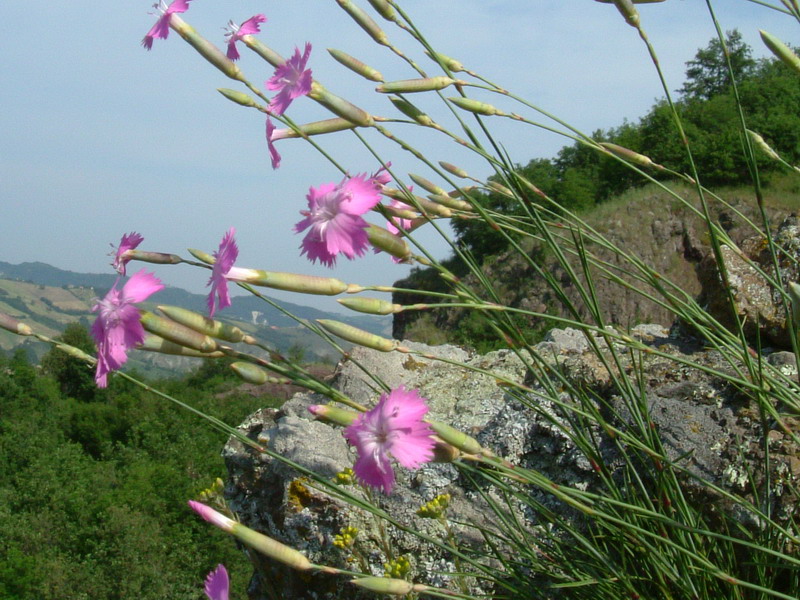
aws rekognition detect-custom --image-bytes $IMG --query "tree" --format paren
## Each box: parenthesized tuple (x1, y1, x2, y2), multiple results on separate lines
(40, 322, 98, 401)
(679, 29, 756, 101)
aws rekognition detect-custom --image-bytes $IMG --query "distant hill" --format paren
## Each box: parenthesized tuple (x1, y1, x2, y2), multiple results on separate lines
(0, 261, 390, 373)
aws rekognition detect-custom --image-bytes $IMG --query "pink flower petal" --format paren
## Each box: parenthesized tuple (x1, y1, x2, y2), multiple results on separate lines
(207, 228, 239, 317)
(344, 386, 435, 494)
(142, 0, 193, 50)
(204, 564, 229, 600)
(225, 14, 266, 61)
(266, 117, 282, 169)
(112, 231, 144, 275)
(266, 43, 313, 115)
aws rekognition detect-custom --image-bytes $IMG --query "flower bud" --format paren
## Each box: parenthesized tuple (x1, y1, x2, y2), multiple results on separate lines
(335, 0, 389, 45)
(231, 362, 269, 384)
(317, 319, 397, 352)
(157, 305, 245, 343)
(272, 118, 358, 140)
(599, 142, 655, 168)
(124, 249, 183, 266)
(0, 312, 33, 336)
(367, 225, 413, 262)
(308, 403, 359, 426)
(188, 248, 215, 264)
(218, 88, 257, 108)
(388, 97, 435, 127)
(447, 97, 500, 116)
(746, 130, 782, 161)
(424, 50, 464, 72)
(189, 501, 312, 571)
(610, 0, 640, 27)
(55, 343, 94, 362)
(351, 577, 416, 595)
(427, 193, 473, 212)
(409, 173, 446, 196)
(486, 181, 514, 197)
(438, 161, 469, 178)
(382, 188, 452, 218)
(366, 0, 396, 20)
(242, 270, 350, 295)
(139, 311, 219, 353)
(426, 420, 484, 455)
(760, 30, 800, 75)
(377, 77, 457, 94)
(338, 296, 401, 315)
(310, 82, 375, 127)
(139, 334, 225, 358)
(328, 48, 383, 82)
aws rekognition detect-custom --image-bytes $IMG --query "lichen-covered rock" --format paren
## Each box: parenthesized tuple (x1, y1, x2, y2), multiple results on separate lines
(697, 214, 800, 349)
(222, 327, 799, 599)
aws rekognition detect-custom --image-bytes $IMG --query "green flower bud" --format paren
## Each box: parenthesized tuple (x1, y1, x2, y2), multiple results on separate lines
(230, 362, 270, 385)
(377, 77, 457, 94)
(244, 270, 350, 295)
(317, 319, 397, 352)
(760, 30, 800, 75)
(352, 576, 413, 595)
(139, 334, 225, 358)
(310, 82, 375, 127)
(338, 296, 400, 315)
(367, 0, 396, 20)
(328, 48, 383, 82)
(367, 225, 413, 262)
(218, 88, 257, 107)
(308, 403, 360, 427)
(409, 173, 446, 196)
(139, 311, 219, 353)
(335, 0, 389, 45)
(388, 96, 435, 127)
(438, 161, 469, 178)
(424, 50, 464, 72)
(599, 142, 655, 168)
(0, 312, 33, 336)
(427, 419, 484, 455)
(170, 16, 244, 81)
(158, 305, 245, 343)
(447, 96, 500, 116)
(188, 248, 215, 264)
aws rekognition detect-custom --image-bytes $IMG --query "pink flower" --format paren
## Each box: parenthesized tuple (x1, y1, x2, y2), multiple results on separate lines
(266, 43, 313, 115)
(344, 386, 436, 493)
(142, 0, 193, 50)
(385, 199, 414, 235)
(207, 228, 239, 317)
(266, 117, 281, 169)
(204, 564, 229, 600)
(91, 269, 164, 387)
(111, 232, 144, 275)
(224, 14, 266, 61)
(294, 173, 384, 267)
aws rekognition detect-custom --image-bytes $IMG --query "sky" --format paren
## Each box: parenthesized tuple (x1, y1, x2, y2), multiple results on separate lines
(1, 0, 797, 312)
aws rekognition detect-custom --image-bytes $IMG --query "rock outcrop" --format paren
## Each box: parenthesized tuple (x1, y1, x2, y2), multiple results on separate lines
(222, 324, 799, 599)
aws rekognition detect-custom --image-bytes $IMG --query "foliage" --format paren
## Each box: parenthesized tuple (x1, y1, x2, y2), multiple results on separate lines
(0, 348, 276, 599)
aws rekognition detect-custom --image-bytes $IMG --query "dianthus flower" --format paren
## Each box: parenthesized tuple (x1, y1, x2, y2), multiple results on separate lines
(142, 0, 193, 50)
(91, 269, 164, 387)
(266, 43, 313, 115)
(204, 564, 229, 600)
(224, 14, 266, 61)
(344, 386, 436, 493)
(294, 173, 383, 267)
(111, 232, 144, 275)
(265, 117, 281, 169)
(207, 228, 239, 317)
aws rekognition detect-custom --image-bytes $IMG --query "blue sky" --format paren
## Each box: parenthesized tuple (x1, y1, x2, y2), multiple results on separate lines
(1, 1, 797, 310)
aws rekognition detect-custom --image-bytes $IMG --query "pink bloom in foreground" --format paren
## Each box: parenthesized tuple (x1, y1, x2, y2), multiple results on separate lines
(142, 0, 192, 50)
(224, 14, 266, 61)
(294, 173, 384, 267)
(204, 564, 229, 600)
(111, 232, 144, 275)
(265, 117, 281, 169)
(266, 42, 313, 115)
(344, 386, 436, 493)
(188, 500, 236, 531)
(207, 228, 239, 317)
(386, 199, 414, 235)
(91, 270, 164, 387)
